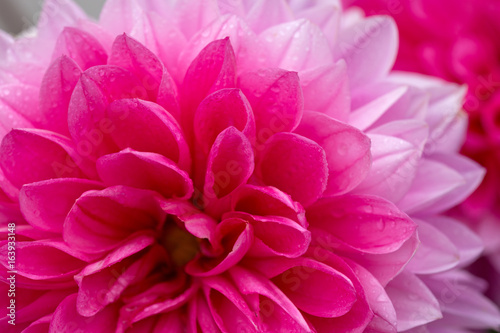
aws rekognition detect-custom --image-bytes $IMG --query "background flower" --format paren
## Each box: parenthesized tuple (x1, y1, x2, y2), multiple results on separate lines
(0, 0, 498, 332)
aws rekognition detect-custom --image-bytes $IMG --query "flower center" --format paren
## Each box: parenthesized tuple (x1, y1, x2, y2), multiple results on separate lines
(161, 221, 199, 267)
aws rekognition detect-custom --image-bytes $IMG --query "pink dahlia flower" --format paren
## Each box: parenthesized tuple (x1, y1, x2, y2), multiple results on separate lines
(0, 0, 497, 332)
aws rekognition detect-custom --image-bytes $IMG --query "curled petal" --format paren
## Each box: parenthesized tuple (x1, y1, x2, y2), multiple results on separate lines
(295, 111, 371, 195)
(257, 132, 328, 207)
(63, 186, 164, 253)
(231, 184, 306, 227)
(97, 149, 193, 199)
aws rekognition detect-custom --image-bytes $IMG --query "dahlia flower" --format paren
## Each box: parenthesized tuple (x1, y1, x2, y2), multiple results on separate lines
(0, 0, 497, 332)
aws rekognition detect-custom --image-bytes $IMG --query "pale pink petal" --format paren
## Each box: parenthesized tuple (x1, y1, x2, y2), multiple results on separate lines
(245, 0, 294, 33)
(52, 27, 108, 71)
(38, 56, 81, 136)
(295, 111, 371, 195)
(19, 178, 103, 233)
(334, 16, 398, 88)
(257, 132, 328, 207)
(386, 271, 442, 331)
(99, 0, 144, 36)
(405, 219, 460, 274)
(97, 149, 193, 199)
(259, 19, 333, 72)
(0, 85, 40, 130)
(172, 0, 221, 39)
(300, 61, 350, 122)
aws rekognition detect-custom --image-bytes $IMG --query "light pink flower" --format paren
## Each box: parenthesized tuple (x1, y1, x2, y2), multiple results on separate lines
(0, 0, 495, 332)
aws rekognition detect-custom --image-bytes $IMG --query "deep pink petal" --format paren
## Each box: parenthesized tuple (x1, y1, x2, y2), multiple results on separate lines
(181, 38, 237, 139)
(97, 149, 193, 199)
(105, 99, 191, 171)
(204, 127, 254, 199)
(63, 186, 164, 253)
(307, 195, 417, 254)
(239, 68, 303, 142)
(295, 111, 371, 195)
(19, 178, 104, 233)
(108, 34, 163, 100)
(194, 88, 255, 154)
(49, 294, 120, 333)
(248, 256, 357, 318)
(68, 65, 148, 156)
(0, 129, 94, 189)
(231, 184, 306, 227)
(257, 132, 328, 207)
(52, 27, 108, 71)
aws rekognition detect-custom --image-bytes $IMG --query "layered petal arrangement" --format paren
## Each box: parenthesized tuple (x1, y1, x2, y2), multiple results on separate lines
(0, 0, 497, 332)
(346, 0, 500, 325)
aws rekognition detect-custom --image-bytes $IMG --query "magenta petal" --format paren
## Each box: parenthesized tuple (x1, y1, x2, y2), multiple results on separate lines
(245, 214, 311, 258)
(186, 217, 253, 276)
(386, 271, 442, 331)
(97, 149, 193, 199)
(181, 38, 237, 137)
(295, 111, 371, 195)
(0, 129, 92, 188)
(239, 68, 304, 141)
(109, 34, 163, 100)
(204, 127, 254, 198)
(307, 195, 417, 254)
(257, 132, 328, 207)
(19, 178, 104, 233)
(231, 184, 306, 227)
(105, 99, 191, 172)
(63, 186, 164, 253)
(52, 27, 108, 71)
(68, 65, 147, 154)
(194, 88, 255, 153)
(38, 56, 81, 136)
(49, 294, 119, 333)
(248, 256, 357, 318)
(75, 235, 157, 317)
(0, 240, 87, 280)
(203, 275, 260, 331)
(300, 61, 350, 122)
(228, 265, 312, 332)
